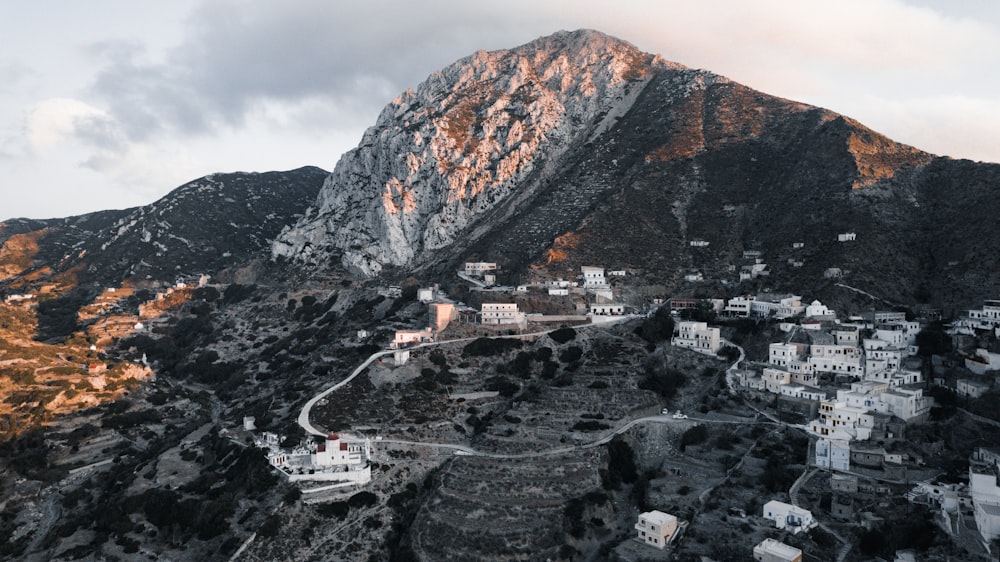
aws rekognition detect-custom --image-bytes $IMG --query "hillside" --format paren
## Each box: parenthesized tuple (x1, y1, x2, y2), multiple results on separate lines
(0, 166, 328, 296)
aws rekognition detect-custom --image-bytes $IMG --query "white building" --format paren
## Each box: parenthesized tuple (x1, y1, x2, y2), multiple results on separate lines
(805, 300, 835, 319)
(769, 342, 804, 367)
(754, 538, 803, 562)
(809, 344, 863, 376)
(263, 433, 372, 485)
(967, 300, 1000, 330)
(762, 500, 816, 534)
(391, 328, 434, 349)
(763, 368, 792, 394)
(958, 379, 991, 398)
(832, 326, 859, 346)
(689, 240, 710, 247)
(808, 399, 875, 441)
(833, 382, 930, 422)
(684, 272, 704, 282)
(548, 287, 569, 296)
(725, 296, 754, 317)
(815, 437, 850, 471)
(970, 465, 1000, 543)
(672, 321, 721, 355)
(464, 262, 498, 276)
(417, 287, 436, 302)
(581, 266, 608, 289)
(780, 384, 826, 401)
(481, 303, 525, 326)
(837, 232, 857, 242)
(634, 510, 678, 549)
(590, 303, 625, 316)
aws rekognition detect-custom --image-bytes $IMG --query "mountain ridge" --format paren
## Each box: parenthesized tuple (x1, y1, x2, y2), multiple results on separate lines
(271, 29, 1000, 308)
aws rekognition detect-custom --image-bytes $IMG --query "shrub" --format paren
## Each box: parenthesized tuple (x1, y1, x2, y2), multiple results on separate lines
(636, 307, 674, 344)
(680, 425, 708, 450)
(558, 346, 583, 363)
(257, 514, 281, 538)
(549, 328, 577, 344)
(462, 337, 522, 357)
(638, 365, 687, 399)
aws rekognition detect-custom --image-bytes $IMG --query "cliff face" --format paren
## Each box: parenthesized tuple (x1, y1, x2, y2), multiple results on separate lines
(273, 30, 676, 276)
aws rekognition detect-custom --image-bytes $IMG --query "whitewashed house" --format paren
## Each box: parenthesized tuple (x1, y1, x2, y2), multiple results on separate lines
(590, 303, 625, 316)
(808, 400, 875, 441)
(762, 500, 816, 534)
(769, 342, 807, 368)
(958, 379, 992, 398)
(780, 384, 826, 401)
(763, 368, 792, 394)
(970, 464, 1000, 543)
(754, 538, 803, 562)
(809, 344, 863, 375)
(391, 328, 434, 349)
(725, 296, 754, 317)
(967, 300, 1000, 330)
(672, 321, 721, 355)
(815, 437, 850, 471)
(548, 287, 569, 296)
(581, 266, 608, 288)
(263, 433, 372, 485)
(805, 300, 835, 319)
(481, 303, 525, 326)
(634, 510, 678, 549)
(837, 232, 857, 242)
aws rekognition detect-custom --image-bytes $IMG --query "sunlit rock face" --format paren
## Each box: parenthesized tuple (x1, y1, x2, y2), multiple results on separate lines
(273, 30, 675, 276)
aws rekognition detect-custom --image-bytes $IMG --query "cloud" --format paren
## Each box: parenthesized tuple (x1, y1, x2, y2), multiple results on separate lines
(75, 0, 1000, 166)
(23, 97, 199, 193)
(24, 98, 116, 152)
(84, 1, 559, 141)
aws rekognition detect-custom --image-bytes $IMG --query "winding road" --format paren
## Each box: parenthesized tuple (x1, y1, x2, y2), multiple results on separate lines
(297, 321, 635, 437)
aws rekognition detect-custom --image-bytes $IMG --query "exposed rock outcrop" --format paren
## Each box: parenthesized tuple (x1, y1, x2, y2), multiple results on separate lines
(274, 30, 676, 276)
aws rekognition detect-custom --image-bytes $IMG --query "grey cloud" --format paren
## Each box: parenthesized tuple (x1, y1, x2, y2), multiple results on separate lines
(72, 113, 127, 153)
(87, 0, 565, 141)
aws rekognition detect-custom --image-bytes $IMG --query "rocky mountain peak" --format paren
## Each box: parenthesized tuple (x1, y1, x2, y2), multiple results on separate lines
(273, 30, 677, 276)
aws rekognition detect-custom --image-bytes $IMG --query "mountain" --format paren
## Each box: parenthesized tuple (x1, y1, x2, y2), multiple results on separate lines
(275, 30, 1000, 309)
(3, 29, 999, 562)
(0, 166, 328, 294)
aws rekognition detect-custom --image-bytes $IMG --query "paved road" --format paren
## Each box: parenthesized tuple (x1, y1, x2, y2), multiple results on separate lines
(720, 337, 745, 396)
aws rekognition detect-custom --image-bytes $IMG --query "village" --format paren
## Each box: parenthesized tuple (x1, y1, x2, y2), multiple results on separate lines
(7, 249, 1000, 560)
(240, 252, 1000, 560)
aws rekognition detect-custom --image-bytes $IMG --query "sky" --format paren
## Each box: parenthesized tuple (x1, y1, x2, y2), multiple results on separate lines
(2, 0, 999, 221)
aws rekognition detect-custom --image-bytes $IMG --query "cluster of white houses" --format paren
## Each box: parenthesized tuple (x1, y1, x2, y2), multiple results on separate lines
(728, 299, 934, 472)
